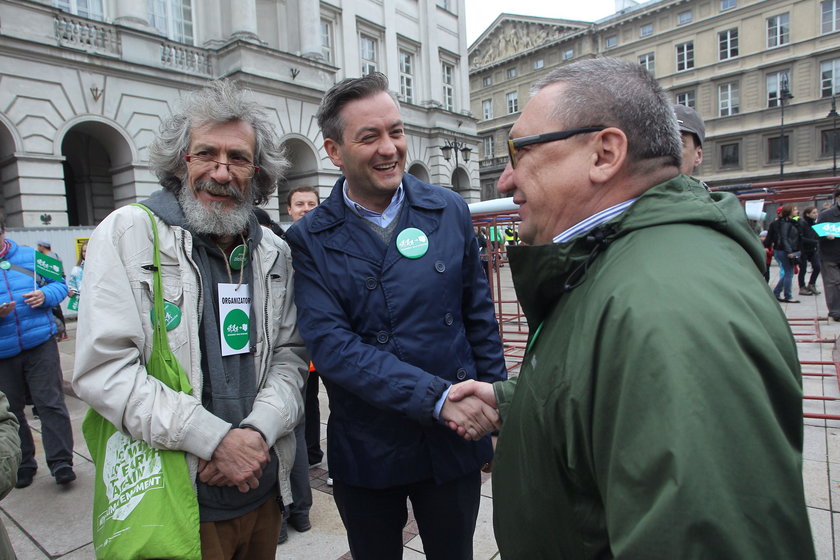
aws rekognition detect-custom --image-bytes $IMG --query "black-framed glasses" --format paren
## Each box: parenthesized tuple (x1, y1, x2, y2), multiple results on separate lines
(184, 154, 259, 179)
(507, 126, 607, 168)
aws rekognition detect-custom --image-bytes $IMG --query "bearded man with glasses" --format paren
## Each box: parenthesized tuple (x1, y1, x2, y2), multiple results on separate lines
(448, 57, 814, 559)
(73, 80, 308, 559)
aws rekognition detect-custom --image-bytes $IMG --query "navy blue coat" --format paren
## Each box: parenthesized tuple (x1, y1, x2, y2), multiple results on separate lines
(286, 174, 507, 489)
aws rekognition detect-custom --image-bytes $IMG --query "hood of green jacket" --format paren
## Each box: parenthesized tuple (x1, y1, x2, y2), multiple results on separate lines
(507, 174, 764, 328)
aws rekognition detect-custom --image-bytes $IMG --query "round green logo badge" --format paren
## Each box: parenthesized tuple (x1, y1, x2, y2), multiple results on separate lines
(223, 308, 250, 350)
(0, 261, 9, 270)
(229, 245, 248, 270)
(395, 228, 429, 259)
(150, 301, 182, 331)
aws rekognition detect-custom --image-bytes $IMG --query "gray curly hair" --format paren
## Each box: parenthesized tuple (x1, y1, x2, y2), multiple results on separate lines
(148, 80, 288, 205)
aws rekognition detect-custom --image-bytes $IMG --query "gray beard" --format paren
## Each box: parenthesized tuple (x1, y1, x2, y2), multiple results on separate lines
(178, 180, 253, 236)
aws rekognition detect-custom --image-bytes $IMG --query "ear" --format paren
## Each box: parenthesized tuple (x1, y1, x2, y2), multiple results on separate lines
(589, 128, 627, 184)
(693, 146, 703, 168)
(324, 138, 343, 168)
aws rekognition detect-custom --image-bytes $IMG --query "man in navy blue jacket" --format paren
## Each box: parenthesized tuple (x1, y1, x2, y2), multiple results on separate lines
(0, 212, 74, 488)
(285, 73, 507, 559)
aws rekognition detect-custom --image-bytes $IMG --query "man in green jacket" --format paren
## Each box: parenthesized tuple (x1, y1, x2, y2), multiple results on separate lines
(448, 58, 814, 558)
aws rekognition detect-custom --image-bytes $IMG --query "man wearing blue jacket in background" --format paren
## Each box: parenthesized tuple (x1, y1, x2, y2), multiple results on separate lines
(0, 211, 74, 489)
(285, 73, 507, 560)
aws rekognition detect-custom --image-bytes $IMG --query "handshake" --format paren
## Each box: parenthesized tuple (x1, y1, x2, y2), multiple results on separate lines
(440, 380, 500, 441)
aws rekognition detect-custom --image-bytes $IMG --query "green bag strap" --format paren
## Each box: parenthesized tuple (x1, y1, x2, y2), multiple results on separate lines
(131, 203, 193, 394)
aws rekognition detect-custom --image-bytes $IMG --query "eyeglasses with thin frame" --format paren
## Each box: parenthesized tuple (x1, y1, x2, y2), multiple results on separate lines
(507, 126, 607, 168)
(184, 154, 260, 179)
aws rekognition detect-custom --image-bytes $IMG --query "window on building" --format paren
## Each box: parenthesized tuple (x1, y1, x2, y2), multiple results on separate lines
(720, 142, 741, 167)
(676, 41, 694, 71)
(399, 51, 414, 104)
(562, 48, 574, 60)
(437, 0, 450, 10)
(640, 23, 653, 37)
(320, 19, 334, 63)
(442, 62, 454, 111)
(676, 90, 696, 109)
(822, 58, 840, 97)
(767, 71, 791, 108)
(768, 135, 790, 162)
(507, 91, 519, 114)
(483, 76, 492, 86)
(822, 129, 840, 157)
(605, 35, 618, 49)
(639, 52, 655, 74)
(534, 59, 544, 70)
(822, 0, 840, 34)
(678, 10, 692, 25)
(721, 0, 736, 10)
(507, 67, 517, 79)
(719, 28, 739, 60)
(483, 135, 494, 159)
(718, 82, 740, 116)
(482, 99, 493, 120)
(767, 13, 790, 47)
(360, 34, 378, 75)
(55, 0, 104, 20)
(147, 0, 193, 44)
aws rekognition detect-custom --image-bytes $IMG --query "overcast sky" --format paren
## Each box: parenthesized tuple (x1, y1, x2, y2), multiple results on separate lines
(465, 0, 620, 45)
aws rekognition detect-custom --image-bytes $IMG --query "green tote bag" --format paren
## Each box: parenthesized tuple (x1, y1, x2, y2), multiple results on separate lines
(82, 204, 201, 560)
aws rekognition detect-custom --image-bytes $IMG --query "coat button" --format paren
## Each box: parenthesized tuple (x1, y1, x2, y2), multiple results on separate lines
(365, 277, 378, 290)
(456, 368, 467, 380)
(444, 312, 454, 325)
(376, 331, 389, 344)
(435, 260, 446, 273)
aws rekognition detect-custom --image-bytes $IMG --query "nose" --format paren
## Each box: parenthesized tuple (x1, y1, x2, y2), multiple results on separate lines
(209, 159, 233, 182)
(377, 137, 398, 157)
(497, 163, 514, 195)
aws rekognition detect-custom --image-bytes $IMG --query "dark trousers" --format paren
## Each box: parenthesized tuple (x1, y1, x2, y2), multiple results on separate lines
(333, 470, 481, 560)
(303, 372, 323, 465)
(798, 251, 821, 287)
(823, 258, 840, 318)
(0, 338, 74, 473)
(288, 419, 312, 516)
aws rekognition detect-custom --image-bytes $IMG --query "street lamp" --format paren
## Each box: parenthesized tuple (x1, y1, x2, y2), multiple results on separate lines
(440, 139, 472, 191)
(828, 94, 839, 176)
(778, 75, 793, 180)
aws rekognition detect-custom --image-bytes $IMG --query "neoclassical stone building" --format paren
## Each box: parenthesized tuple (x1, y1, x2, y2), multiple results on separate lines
(470, 0, 840, 200)
(0, 0, 479, 228)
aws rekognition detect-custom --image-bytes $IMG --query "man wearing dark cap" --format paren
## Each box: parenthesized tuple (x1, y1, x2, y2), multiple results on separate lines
(674, 104, 705, 178)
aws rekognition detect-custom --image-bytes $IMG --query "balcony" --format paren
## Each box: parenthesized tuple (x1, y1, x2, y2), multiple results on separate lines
(54, 14, 120, 56)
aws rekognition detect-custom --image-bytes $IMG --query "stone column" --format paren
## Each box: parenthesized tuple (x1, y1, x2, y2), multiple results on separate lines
(113, 0, 150, 29)
(298, 0, 321, 59)
(230, 0, 259, 41)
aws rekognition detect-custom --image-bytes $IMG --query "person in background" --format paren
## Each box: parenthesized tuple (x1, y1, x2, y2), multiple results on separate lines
(448, 57, 813, 559)
(818, 186, 840, 320)
(277, 185, 321, 545)
(35, 241, 67, 341)
(67, 241, 87, 299)
(769, 204, 801, 303)
(0, 213, 75, 489)
(798, 206, 821, 296)
(674, 104, 706, 184)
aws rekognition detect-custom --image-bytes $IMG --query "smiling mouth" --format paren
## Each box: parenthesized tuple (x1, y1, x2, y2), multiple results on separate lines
(373, 162, 398, 172)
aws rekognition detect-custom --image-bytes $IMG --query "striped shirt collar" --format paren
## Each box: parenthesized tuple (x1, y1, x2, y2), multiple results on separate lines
(552, 198, 637, 244)
(342, 179, 405, 228)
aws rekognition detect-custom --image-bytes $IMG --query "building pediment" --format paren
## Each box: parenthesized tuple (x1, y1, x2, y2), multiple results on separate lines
(469, 14, 589, 70)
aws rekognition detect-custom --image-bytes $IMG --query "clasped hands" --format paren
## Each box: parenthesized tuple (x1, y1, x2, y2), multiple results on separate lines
(198, 427, 269, 493)
(440, 379, 499, 441)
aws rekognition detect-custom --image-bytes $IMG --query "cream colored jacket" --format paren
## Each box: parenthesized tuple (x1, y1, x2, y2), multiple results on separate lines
(72, 203, 307, 504)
